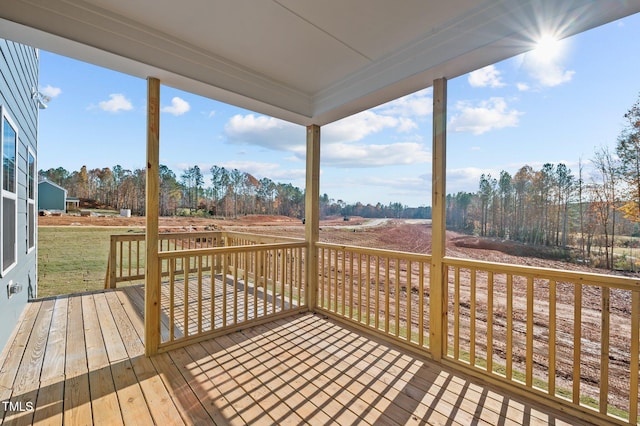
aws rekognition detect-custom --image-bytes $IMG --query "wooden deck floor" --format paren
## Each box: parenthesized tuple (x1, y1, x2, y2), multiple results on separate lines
(0, 285, 586, 425)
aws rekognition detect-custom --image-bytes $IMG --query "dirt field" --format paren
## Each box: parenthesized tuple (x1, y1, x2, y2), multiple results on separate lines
(39, 213, 636, 413)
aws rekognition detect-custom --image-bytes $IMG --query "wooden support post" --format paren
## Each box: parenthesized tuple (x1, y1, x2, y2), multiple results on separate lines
(145, 77, 160, 356)
(430, 77, 447, 361)
(305, 125, 321, 311)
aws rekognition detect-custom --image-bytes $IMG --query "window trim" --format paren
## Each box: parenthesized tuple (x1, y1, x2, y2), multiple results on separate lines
(27, 146, 36, 254)
(1, 106, 19, 276)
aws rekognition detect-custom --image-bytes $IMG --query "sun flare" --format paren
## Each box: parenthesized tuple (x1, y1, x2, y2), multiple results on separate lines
(531, 34, 564, 62)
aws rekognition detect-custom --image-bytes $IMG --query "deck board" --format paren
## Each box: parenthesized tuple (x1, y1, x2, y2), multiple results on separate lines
(0, 285, 587, 425)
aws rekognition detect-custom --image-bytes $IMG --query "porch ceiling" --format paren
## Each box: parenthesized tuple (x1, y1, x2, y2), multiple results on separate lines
(1, 0, 639, 126)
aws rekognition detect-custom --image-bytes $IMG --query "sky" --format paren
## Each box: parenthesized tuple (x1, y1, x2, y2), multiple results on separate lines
(37, 12, 640, 207)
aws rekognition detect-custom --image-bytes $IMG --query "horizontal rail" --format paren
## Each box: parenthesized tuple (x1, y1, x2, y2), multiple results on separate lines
(315, 242, 431, 353)
(444, 256, 640, 291)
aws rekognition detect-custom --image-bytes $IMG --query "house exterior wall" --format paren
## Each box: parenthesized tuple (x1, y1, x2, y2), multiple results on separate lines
(38, 180, 66, 211)
(0, 39, 38, 351)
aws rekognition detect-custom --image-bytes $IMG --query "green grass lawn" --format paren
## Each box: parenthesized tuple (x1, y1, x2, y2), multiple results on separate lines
(37, 226, 138, 297)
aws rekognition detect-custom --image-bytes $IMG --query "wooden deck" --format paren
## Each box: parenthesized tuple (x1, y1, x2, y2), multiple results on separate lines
(0, 285, 586, 425)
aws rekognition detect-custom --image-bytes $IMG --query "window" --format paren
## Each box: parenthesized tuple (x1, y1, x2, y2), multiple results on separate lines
(1, 110, 18, 274)
(27, 148, 35, 252)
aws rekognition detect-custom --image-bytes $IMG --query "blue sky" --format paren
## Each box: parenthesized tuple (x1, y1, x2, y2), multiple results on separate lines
(37, 12, 640, 207)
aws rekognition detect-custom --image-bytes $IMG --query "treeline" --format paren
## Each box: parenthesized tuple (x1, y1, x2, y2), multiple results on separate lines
(38, 164, 428, 220)
(447, 95, 640, 270)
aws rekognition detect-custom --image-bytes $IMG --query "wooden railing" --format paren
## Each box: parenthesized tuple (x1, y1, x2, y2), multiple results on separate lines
(105, 231, 301, 288)
(106, 230, 640, 423)
(315, 242, 431, 352)
(443, 257, 640, 425)
(156, 239, 306, 351)
(313, 243, 640, 424)
(105, 231, 225, 288)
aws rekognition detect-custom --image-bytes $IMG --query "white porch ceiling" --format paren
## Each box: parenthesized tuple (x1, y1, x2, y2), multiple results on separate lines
(1, 0, 639, 125)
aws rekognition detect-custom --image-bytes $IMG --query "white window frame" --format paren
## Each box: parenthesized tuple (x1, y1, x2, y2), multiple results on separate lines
(27, 146, 36, 253)
(1, 107, 18, 276)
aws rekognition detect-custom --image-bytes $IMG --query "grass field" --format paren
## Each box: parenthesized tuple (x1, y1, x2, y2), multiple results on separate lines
(37, 226, 138, 297)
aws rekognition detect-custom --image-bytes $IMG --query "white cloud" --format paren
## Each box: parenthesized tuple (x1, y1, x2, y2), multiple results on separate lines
(98, 93, 133, 112)
(516, 82, 530, 92)
(520, 39, 575, 87)
(468, 65, 505, 88)
(162, 97, 190, 116)
(224, 108, 429, 168)
(449, 97, 522, 135)
(447, 167, 490, 193)
(524, 60, 575, 87)
(41, 85, 62, 98)
(224, 114, 305, 152)
(322, 141, 430, 168)
(324, 110, 414, 143)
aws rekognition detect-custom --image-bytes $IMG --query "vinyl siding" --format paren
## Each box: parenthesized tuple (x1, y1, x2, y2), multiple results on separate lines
(0, 39, 38, 351)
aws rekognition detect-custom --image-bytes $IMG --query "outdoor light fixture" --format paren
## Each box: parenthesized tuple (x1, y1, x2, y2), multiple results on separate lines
(6, 281, 22, 298)
(31, 87, 50, 110)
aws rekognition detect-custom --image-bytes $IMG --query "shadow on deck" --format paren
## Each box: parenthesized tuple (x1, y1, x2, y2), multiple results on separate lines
(0, 285, 584, 425)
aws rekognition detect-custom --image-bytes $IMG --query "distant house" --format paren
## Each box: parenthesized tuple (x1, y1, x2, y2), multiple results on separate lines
(38, 179, 78, 212)
(0, 39, 39, 349)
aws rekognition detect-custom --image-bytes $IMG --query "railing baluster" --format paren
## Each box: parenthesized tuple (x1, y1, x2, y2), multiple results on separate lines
(262, 249, 267, 318)
(169, 258, 175, 342)
(394, 258, 400, 336)
(350, 251, 355, 319)
(630, 290, 639, 423)
(487, 271, 493, 374)
(359, 253, 364, 324)
(244, 250, 249, 322)
(366, 254, 371, 327)
(506, 273, 513, 380)
(233, 251, 238, 325)
(600, 286, 610, 414)
(197, 255, 203, 334)
(127, 240, 132, 278)
(375, 255, 380, 331)
(222, 251, 227, 328)
(470, 268, 476, 366)
(211, 253, 216, 329)
(454, 266, 460, 359)
(271, 249, 277, 315)
(549, 279, 557, 397)
(336, 250, 347, 316)
(320, 247, 326, 309)
(119, 240, 124, 279)
(280, 248, 286, 312)
(321, 249, 332, 310)
(573, 282, 582, 405)
(526, 276, 534, 387)
(406, 260, 412, 342)
(333, 249, 338, 313)
(385, 256, 390, 334)
(184, 255, 189, 337)
(419, 261, 424, 347)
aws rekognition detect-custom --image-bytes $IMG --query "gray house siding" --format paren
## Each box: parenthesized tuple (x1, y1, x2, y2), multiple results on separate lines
(0, 39, 38, 351)
(38, 180, 66, 211)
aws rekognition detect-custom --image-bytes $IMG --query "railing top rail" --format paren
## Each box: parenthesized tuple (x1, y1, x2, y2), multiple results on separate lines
(110, 230, 225, 241)
(222, 230, 304, 243)
(444, 255, 640, 290)
(157, 240, 307, 260)
(316, 241, 431, 261)
(109, 230, 304, 243)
